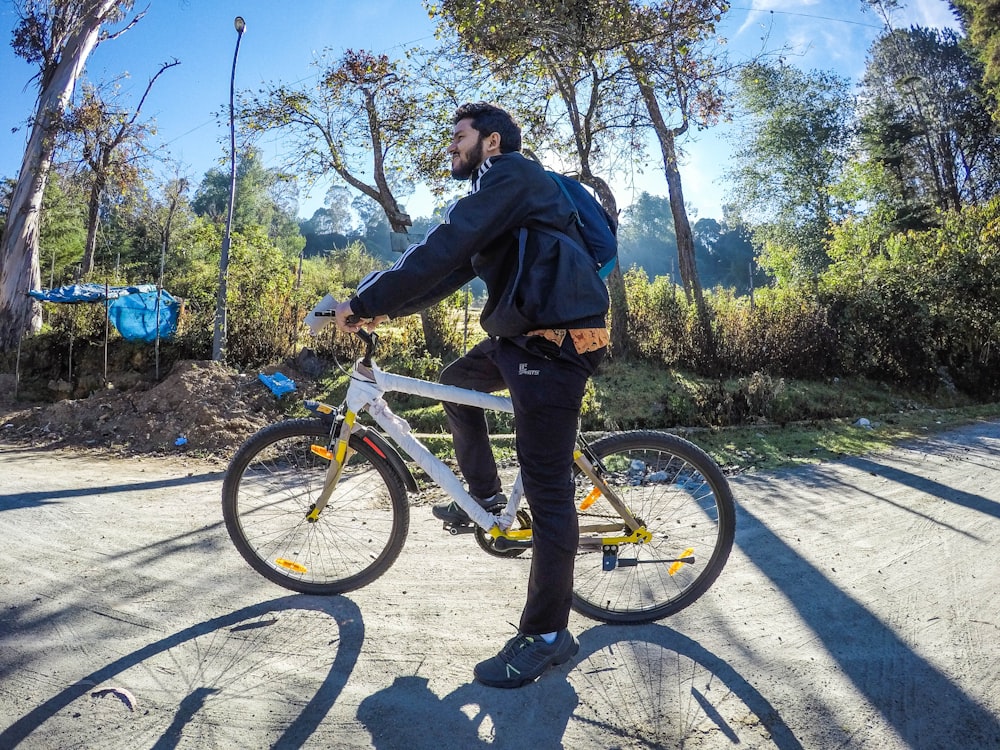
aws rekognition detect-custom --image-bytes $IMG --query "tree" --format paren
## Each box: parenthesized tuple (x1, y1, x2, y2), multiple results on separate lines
(241, 48, 457, 350)
(240, 49, 447, 234)
(692, 213, 762, 294)
(950, 0, 1000, 120)
(858, 26, 1000, 216)
(62, 60, 179, 276)
(38, 168, 87, 286)
(616, 192, 678, 278)
(728, 63, 853, 285)
(622, 0, 730, 347)
(0, 0, 143, 352)
(191, 149, 305, 260)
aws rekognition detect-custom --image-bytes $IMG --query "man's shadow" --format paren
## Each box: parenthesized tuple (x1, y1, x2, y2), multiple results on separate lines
(358, 623, 799, 750)
(359, 671, 578, 750)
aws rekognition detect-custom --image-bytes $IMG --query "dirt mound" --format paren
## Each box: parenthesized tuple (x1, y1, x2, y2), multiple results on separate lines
(0, 360, 292, 459)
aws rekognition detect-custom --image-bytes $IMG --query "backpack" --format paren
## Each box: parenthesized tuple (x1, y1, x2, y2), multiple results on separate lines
(545, 172, 619, 280)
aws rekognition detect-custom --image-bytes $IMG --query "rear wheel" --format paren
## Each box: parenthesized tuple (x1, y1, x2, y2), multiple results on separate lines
(571, 431, 735, 623)
(222, 419, 409, 594)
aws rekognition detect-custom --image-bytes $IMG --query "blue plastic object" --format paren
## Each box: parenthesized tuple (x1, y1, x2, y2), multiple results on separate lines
(258, 372, 296, 398)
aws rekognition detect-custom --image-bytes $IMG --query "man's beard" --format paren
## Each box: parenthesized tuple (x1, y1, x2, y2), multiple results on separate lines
(451, 137, 485, 180)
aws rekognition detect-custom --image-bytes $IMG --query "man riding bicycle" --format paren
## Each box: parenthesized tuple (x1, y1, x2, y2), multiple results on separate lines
(333, 102, 609, 688)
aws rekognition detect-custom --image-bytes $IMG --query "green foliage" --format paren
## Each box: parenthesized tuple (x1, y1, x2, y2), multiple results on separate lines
(617, 192, 678, 278)
(710, 287, 838, 378)
(693, 216, 765, 294)
(39, 170, 87, 284)
(623, 269, 696, 367)
(191, 149, 305, 261)
(823, 196, 1000, 393)
(729, 62, 853, 283)
(952, 0, 1000, 121)
(223, 226, 299, 367)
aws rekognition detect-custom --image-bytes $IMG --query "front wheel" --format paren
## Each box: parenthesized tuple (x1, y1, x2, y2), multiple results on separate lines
(572, 431, 736, 623)
(222, 419, 410, 595)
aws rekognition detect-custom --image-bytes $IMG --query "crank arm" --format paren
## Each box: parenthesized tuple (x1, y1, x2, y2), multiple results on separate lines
(617, 556, 696, 567)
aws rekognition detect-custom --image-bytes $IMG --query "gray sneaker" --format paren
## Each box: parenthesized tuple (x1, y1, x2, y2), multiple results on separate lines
(474, 629, 579, 688)
(432, 492, 505, 525)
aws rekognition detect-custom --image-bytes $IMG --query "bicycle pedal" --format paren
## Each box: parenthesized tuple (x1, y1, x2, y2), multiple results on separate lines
(443, 522, 475, 536)
(494, 536, 532, 552)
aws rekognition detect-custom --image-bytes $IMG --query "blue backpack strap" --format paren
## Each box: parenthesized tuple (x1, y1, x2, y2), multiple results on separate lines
(548, 171, 584, 229)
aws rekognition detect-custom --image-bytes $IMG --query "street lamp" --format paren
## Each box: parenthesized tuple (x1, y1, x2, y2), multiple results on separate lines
(212, 16, 247, 362)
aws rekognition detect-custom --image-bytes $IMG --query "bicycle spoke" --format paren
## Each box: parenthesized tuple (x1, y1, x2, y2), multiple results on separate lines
(572, 432, 735, 623)
(223, 420, 409, 595)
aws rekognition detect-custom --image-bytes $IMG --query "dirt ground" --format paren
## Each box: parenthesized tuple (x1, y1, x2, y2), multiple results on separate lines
(0, 393, 998, 749)
(0, 359, 293, 459)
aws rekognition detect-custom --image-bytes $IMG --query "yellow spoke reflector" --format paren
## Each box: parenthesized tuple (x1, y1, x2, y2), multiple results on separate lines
(275, 558, 308, 574)
(668, 547, 696, 576)
(579, 487, 602, 510)
(310, 445, 334, 460)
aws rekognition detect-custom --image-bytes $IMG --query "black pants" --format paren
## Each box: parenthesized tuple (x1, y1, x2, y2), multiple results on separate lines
(440, 335, 605, 635)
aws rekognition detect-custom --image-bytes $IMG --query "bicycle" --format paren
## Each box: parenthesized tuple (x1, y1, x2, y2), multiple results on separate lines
(222, 329, 736, 624)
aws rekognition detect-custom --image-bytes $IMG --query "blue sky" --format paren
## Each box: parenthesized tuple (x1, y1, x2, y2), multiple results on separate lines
(0, 0, 960, 223)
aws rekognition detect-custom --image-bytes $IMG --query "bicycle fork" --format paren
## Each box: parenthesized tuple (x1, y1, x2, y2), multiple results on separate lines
(303, 406, 357, 522)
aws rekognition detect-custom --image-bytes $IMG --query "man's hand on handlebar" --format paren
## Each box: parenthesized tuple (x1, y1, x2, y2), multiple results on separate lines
(334, 298, 387, 333)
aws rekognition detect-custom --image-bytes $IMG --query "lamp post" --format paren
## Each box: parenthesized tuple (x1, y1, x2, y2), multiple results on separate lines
(212, 16, 246, 362)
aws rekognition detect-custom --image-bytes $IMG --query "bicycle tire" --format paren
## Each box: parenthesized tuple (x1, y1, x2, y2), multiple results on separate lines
(222, 419, 410, 595)
(571, 430, 735, 624)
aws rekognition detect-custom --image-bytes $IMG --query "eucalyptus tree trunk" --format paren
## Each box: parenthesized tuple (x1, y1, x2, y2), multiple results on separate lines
(0, 0, 130, 352)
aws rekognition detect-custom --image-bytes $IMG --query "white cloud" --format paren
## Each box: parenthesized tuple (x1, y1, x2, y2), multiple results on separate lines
(897, 0, 961, 32)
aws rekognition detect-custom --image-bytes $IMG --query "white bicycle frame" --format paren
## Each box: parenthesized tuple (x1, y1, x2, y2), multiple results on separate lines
(300, 287, 646, 540)
(320, 357, 522, 533)
(312, 354, 643, 542)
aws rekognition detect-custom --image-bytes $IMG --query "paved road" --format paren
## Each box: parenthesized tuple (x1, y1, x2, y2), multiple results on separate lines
(1, 421, 998, 749)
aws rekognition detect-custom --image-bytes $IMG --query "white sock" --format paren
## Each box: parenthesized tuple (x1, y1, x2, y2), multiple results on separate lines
(540, 631, 557, 644)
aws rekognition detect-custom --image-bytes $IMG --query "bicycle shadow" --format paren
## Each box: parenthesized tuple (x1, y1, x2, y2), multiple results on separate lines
(571, 624, 802, 749)
(0, 595, 363, 749)
(357, 622, 799, 750)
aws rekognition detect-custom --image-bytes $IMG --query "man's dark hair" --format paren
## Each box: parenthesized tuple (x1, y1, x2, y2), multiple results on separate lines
(453, 102, 522, 154)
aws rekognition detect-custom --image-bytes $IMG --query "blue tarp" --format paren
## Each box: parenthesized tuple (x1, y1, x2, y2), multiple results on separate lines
(29, 283, 156, 303)
(107, 290, 180, 342)
(29, 283, 179, 342)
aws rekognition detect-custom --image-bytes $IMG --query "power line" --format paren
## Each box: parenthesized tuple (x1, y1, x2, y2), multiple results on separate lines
(730, 6, 884, 30)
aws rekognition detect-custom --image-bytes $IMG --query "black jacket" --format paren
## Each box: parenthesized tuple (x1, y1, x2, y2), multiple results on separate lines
(351, 152, 609, 337)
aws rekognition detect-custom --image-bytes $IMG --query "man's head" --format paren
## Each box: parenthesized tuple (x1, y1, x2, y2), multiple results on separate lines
(448, 102, 522, 180)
